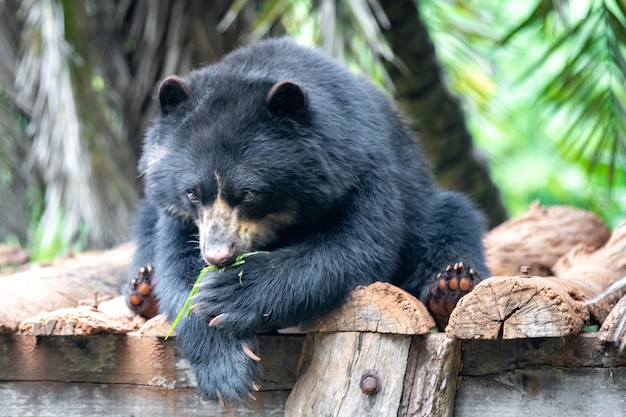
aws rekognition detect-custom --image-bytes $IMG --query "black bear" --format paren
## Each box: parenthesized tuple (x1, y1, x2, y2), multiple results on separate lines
(125, 38, 488, 404)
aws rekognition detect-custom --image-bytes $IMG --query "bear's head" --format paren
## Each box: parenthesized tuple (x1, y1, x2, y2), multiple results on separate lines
(140, 73, 352, 266)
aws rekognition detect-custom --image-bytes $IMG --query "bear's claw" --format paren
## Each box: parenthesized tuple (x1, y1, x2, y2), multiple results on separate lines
(427, 262, 478, 330)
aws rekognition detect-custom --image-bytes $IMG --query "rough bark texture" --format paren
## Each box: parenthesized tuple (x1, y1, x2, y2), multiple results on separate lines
(398, 335, 460, 417)
(301, 282, 435, 334)
(19, 305, 139, 336)
(285, 332, 412, 417)
(447, 276, 589, 339)
(379, 0, 508, 228)
(0, 243, 132, 333)
(450, 218, 626, 339)
(597, 294, 626, 352)
(484, 202, 611, 276)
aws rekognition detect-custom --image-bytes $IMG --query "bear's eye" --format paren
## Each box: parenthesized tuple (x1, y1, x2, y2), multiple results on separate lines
(242, 190, 255, 203)
(186, 189, 200, 204)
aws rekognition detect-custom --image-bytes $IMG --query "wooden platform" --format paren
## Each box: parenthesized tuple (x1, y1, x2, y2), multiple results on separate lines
(1, 332, 624, 416)
(0, 333, 301, 416)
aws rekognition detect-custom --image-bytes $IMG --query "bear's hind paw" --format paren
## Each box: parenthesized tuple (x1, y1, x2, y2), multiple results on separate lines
(127, 265, 159, 318)
(426, 262, 478, 330)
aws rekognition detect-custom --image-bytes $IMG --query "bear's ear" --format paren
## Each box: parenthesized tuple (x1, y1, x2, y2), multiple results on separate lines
(267, 80, 308, 118)
(158, 76, 190, 115)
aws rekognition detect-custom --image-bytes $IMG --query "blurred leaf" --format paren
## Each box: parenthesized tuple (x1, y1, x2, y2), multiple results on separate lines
(508, 0, 626, 192)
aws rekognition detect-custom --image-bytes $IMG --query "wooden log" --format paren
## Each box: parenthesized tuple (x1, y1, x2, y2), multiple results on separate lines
(301, 282, 435, 334)
(553, 222, 626, 322)
(0, 244, 132, 333)
(449, 222, 626, 339)
(286, 283, 443, 416)
(19, 305, 140, 336)
(285, 331, 412, 417)
(484, 203, 610, 276)
(447, 276, 589, 339)
(398, 334, 460, 417)
(597, 293, 626, 354)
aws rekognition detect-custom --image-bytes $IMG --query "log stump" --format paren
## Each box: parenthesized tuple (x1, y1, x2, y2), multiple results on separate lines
(285, 283, 459, 417)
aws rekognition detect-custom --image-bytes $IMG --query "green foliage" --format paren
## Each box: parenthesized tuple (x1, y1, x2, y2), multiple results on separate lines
(221, 0, 392, 84)
(421, 0, 626, 227)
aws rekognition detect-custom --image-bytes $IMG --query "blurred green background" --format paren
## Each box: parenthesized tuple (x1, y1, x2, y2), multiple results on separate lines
(0, 0, 624, 261)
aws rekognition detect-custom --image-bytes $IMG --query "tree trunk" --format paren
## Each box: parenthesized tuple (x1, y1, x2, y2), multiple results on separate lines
(379, 0, 508, 228)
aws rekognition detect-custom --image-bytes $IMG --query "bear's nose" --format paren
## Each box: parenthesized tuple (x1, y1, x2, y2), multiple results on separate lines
(203, 245, 237, 266)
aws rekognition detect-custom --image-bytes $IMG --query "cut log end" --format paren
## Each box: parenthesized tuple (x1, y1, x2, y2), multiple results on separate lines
(301, 282, 436, 334)
(447, 276, 589, 339)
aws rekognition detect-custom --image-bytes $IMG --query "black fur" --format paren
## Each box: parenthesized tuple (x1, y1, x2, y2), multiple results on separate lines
(128, 38, 488, 403)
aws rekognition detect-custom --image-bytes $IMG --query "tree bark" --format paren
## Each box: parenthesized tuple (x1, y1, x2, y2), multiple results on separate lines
(379, 0, 508, 228)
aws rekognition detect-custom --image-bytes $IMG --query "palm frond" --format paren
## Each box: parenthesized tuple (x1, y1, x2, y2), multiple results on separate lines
(500, 0, 574, 44)
(220, 0, 394, 85)
(15, 0, 96, 251)
(509, 0, 626, 190)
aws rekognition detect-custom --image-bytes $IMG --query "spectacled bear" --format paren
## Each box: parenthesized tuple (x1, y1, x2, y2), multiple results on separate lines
(125, 38, 489, 404)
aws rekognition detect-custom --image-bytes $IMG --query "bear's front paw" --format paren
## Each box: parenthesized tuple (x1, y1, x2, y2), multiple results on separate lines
(193, 269, 265, 335)
(127, 265, 159, 318)
(426, 262, 478, 330)
(193, 337, 262, 405)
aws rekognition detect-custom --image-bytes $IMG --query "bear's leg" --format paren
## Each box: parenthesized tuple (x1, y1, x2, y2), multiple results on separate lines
(124, 199, 160, 318)
(408, 191, 489, 329)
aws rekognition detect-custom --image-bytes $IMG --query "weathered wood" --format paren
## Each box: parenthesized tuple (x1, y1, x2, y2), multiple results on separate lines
(598, 293, 626, 353)
(285, 332, 412, 417)
(461, 333, 625, 373)
(0, 333, 302, 416)
(0, 333, 302, 392)
(286, 284, 440, 416)
(398, 334, 460, 417)
(302, 282, 435, 334)
(484, 203, 610, 276)
(447, 276, 589, 339)
(0, 243, 132, 333)
(0, 382, 290, 417)
(17, 296, 173, 338)
(554, 222, 626, 322)
(456, 367, 626, 417)
(2, 331, 625, 416)
(132, 313, 173, 337)
(450, 222, 626, 339)
(456, 335, 626, 417)
(19, 305, 140, 336)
